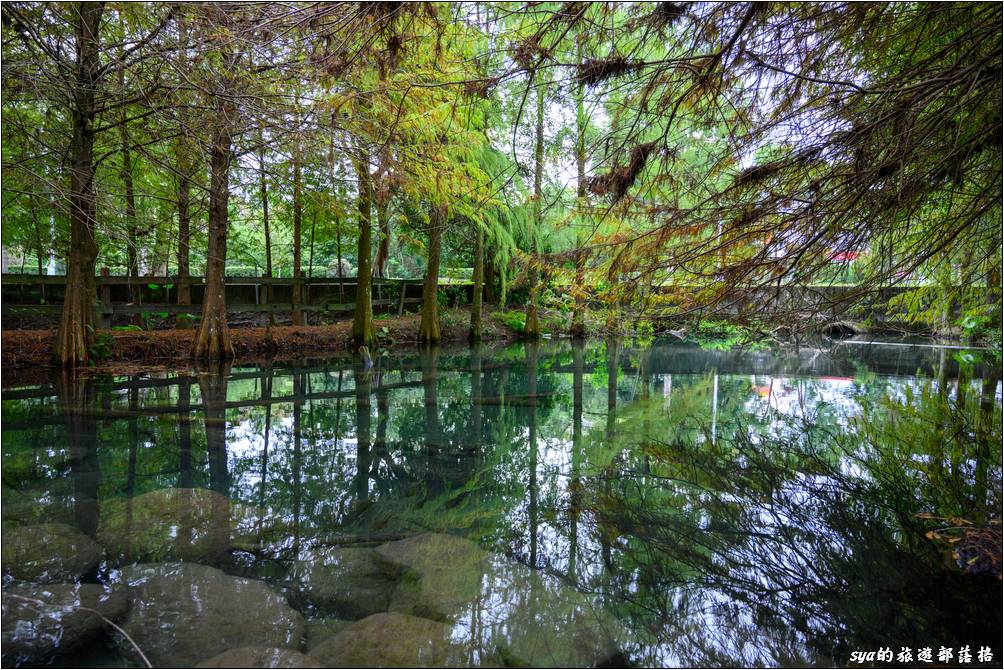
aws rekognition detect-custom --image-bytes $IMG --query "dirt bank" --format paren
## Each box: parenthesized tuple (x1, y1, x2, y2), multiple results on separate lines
(1, 308, 518, 383)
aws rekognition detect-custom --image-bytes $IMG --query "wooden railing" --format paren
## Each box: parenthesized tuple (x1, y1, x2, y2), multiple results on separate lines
(1, 273, 473, 326)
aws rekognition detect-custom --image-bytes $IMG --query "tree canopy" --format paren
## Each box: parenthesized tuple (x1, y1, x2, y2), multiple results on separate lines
(2, 1, 1000, 364)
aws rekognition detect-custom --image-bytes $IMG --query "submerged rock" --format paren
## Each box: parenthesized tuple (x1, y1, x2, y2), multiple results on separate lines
(1, 523, 104, 583)
(291, 547, 396, 620)
(303, 617, 353, 652)
(1, 487, 75, 528)
(196, 646, 321, 668)
(310, 612, 473, 667)
(478, 561, 626, 667)
(98, 487, 285, 564)
(119, 562, 305, 668)
(374, 532, 489, 622)
(374, 532, 626, 667)
(1, 582, 129, 667)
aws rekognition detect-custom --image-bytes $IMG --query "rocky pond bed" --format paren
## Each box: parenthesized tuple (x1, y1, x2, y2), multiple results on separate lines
(1, 487, 628, 668)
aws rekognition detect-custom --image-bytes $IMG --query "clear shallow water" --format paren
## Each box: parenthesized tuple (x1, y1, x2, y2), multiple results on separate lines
(1, 338, 1001, 668)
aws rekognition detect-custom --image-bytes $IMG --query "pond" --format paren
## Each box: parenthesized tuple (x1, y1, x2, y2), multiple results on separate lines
(1, 337, 1001, 668)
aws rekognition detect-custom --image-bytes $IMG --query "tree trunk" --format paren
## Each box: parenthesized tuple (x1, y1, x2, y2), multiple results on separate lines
(193, 119, 234, 361)
(259, 142, 274, 328)
(119, 113, 143, 326)
(174, 19, 194, 330)
(176, 169, 194, 328)
(470, 226, 484, 342)
(524, 74, 547, 340)
(571, 33, 588, 338)
(484, 256, 498, 305)
(352, 147, 376, 346)
(419, 206, 444, 344)
(55, 2, 104, 367)
(292, 142, 304, 326)
(373, 191, 391, 278)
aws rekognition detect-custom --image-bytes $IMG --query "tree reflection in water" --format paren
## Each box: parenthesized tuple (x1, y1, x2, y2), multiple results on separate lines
(2, 339, 999, 667)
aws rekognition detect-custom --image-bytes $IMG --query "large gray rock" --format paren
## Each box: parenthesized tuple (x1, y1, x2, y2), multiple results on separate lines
(98, 487, 286, 564)
(291, 547, 396, 619)
(1, 582, 129, 667)
(310, 612, 473, 668)
(196, 647, 321, 668)
(1, 523, 104, 583)
(119, 562, 305, 668)
(374, 532, 626, 667)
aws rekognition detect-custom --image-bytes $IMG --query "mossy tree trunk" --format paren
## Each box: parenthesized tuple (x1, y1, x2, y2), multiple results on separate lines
(419, 206, 444, 344)
(352, 147, 376, 346)
(470, 226, 484, 343)
(55, 2, 103, 368)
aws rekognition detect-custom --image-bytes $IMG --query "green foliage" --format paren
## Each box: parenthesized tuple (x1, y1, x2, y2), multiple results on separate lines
(87, 332, 115, 362)
(495, 310, 525, 333)
(690, 320, 762, 351)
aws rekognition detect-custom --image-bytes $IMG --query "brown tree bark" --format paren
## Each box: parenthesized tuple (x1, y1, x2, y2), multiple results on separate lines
(352, 146, 376, 346)
(55, 2, 104, 367)
(419, 206, 444, 344)
(193, 116, 234, 360)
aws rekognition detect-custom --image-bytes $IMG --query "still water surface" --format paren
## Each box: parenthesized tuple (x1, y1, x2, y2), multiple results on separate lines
(2, 338, 1001, 667)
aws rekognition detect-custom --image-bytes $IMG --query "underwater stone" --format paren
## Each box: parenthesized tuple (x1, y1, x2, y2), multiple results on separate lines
(119, 562, 305, 668)
(196, 646, 321, 668)
(303, 617, 353, 651)
(374, 532, 626, 667)
(374, 532, 489, 622)
(291, 547, 397, 620)
(97, 487, 286, 564)
(1, 523, 104, 583)
(309, 612, 473, 668)
(0, 487, 75, 528)
(1, 582, 129, 667)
